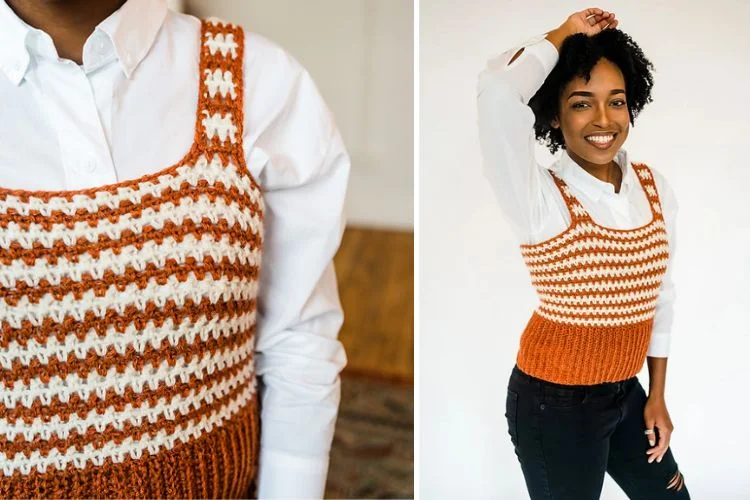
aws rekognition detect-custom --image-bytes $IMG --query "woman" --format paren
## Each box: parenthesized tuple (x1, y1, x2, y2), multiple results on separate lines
(477, 8, 689, 499)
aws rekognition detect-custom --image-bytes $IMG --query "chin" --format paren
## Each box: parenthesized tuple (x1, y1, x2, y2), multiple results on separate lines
(574, 142, 621, 164)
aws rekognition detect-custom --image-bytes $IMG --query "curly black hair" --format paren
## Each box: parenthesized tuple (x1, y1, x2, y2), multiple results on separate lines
(529, 29, 655, 154)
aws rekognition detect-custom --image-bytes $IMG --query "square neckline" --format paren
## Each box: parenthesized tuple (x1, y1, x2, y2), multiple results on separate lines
(519, 160, 662, 250)
(0, 19, 245, 201)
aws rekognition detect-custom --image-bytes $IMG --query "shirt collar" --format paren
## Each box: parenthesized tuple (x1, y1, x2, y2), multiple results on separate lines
(0, 1, 32, 85)
(0, 0, 167, 84)
(555, 147, 635, 203)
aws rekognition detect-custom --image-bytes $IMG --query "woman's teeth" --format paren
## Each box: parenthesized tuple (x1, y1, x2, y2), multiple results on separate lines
(585, 134, 615, 149)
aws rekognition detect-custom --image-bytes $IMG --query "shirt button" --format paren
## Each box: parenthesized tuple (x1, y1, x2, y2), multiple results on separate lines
(83, 160, 97, 173)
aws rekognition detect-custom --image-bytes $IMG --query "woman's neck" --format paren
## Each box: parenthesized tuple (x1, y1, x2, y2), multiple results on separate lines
(567, 150, 622, 194)
(6, 0, 126, 64)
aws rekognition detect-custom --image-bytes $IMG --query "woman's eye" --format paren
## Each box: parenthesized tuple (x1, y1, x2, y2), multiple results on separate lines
(572, 100, 626, 109)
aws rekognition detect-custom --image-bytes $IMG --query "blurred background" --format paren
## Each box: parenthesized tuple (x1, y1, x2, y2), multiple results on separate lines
(177, 1, 414, 498)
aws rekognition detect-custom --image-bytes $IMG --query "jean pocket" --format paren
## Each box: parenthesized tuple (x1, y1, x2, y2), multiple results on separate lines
(540, 385, 588, 409)
(505, 388, 520, 448)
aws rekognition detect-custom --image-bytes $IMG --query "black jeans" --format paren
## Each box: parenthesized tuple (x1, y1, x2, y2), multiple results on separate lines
(505, 364, 690, 499)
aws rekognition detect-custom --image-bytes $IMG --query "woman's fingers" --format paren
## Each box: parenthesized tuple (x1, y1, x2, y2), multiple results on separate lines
(583, 7, 604, 17)
(647, 429, 671, 464)
(587, 11, 617, 32)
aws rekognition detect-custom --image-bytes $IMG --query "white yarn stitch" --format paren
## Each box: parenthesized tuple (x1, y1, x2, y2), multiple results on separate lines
(0, 154, 258, 218)
(204, 31, 238, 59)
(2, 332, 254, 410)
(0, 308, 256, 369)
(1, 383, 256, 476)
(4, 272, 259, 329)
(201, 110, 238, 143)
(204, 68, 237, 99)
(0, 197, 261, 250)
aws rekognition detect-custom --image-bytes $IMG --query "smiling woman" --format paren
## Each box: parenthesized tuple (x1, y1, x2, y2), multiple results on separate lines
(476, 7, 690, 500)
(528, 25, 655, 191)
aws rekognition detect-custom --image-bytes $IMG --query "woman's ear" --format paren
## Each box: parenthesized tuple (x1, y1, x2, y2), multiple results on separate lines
(550, 117, 560, 129)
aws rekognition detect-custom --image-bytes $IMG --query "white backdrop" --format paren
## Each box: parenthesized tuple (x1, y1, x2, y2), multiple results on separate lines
(186, 0, 414, 229)
(420, 1, 750, 498)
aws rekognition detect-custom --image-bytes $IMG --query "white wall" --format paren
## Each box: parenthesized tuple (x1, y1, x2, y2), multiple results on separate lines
(420, 1, 750, 498)
(186, 0, 414, 229)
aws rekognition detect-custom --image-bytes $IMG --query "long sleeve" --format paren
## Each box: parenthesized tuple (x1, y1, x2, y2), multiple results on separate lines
(241, 32, 351, 499)
(647, 172, 679, 357)
(476, 34, 560, 241)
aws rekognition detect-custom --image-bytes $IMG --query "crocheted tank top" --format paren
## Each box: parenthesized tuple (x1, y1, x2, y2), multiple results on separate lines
(0, 19, 262, 498)
(516, 163, 670, 385)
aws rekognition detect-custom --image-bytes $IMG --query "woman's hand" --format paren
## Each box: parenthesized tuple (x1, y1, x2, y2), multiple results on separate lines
(643, 395, 674, 463)
(546, 9, 619, 51)
(563, 8, 619, 36)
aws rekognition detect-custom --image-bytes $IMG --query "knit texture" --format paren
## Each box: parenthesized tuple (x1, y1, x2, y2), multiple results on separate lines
(516, 163, 669, 385)
(0, 18, 263, 499)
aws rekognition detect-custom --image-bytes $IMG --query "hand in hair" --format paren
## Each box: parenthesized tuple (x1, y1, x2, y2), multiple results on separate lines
(546, 8, 619, 52)
(564, 8, 619, 36)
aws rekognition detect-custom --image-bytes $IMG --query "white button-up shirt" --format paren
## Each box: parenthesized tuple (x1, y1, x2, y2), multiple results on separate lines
(477, 34, 677, 358)
(0, 1, 350, 497)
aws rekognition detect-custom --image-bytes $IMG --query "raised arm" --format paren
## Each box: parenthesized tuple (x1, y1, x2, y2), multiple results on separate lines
(477, 9, 618, 241)
(476, 34, 559, 241)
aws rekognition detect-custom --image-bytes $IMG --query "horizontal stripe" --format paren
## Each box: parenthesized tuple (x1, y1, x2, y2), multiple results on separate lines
(521, 219, 667, 256)
(0, 232, 260, 289)
(523, 230, 668, 260)
(2, 256, 258, 306)
(0, 196, 261, 250)
(0, 358, 254, 443)
(1, 326, 254, 410)
(533, 274, 664, 294)
(1, 371, 250, 460)
(0, 186, 259, 233)
(536, 307, 656, 326)
(0, 154, 259, 213)
(3, 272, 258, 329)
(1, 382, 256, 476)
(537, 287, 660, 306)
(539, 297, 659, 317)
(530, 258, 669, 284)
(0, 219, 260, 269)
(0, 346, 249, 425)
(522, 233, 669, 265)
(524, 244, 669, 274)
(1, 307, 255, 370)
(1, 318, 253, 389)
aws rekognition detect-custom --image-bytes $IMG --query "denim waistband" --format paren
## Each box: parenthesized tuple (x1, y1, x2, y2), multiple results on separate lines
(510, 364, 637, 395)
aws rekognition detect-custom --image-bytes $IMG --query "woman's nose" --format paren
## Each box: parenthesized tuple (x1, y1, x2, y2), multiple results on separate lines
(593, 104, 614, 126)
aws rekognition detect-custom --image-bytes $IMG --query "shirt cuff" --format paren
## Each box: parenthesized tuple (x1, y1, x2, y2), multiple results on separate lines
(256, 448, 330, 499)
(646, 332, 670, 358)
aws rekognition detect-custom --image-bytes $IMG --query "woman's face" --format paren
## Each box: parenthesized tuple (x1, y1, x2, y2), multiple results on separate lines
(551, 58, 630, 166)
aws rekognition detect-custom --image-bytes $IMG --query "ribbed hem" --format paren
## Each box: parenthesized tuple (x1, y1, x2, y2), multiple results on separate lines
(516, 312, 653, 385)
(1, 398, 260, 500)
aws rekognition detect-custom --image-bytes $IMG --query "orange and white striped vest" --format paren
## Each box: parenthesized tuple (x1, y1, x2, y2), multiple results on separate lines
(0, 19, 263, 498)
(516, 163, 669, 385)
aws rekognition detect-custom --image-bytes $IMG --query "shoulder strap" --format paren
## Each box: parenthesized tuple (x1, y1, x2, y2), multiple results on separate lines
(548, 170, 591, 223)
(630, 163, 664, 220)
(195, 18, 245, 159)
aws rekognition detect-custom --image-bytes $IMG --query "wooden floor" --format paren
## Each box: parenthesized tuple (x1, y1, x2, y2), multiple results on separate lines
(333, 227, 414, 383)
